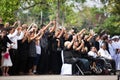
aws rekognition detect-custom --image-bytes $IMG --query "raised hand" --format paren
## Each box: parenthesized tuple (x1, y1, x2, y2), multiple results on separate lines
(52, 20, 56, 24)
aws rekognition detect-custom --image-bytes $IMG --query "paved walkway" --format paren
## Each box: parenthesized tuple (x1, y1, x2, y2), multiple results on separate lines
(0, 75, 118, 80)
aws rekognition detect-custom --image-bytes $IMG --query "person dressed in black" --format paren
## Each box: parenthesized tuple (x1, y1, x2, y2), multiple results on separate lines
(38, 21, 56, 74)
(63, 37, 78, 75)
(49, 27, 65, 74)
(27, 27, 43, 75)
(72, 38, 91, 74)
(92, 35, 100, 51)
(17, 31, 30, 75)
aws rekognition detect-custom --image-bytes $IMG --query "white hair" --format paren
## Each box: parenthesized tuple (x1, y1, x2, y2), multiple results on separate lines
(64, 41, 71, 47)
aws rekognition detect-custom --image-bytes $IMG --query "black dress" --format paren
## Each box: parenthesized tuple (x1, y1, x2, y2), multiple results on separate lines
(50, 37, 62, 74)
(47, 32, 54, 73)
(38, 31, 49, 74)
(17, 39, 29, 74)
(28, 40, 37, 70)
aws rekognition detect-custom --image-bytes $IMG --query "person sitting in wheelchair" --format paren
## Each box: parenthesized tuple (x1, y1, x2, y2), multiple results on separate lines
(98, 43, 116, 75)
(88, 46, 103, 74)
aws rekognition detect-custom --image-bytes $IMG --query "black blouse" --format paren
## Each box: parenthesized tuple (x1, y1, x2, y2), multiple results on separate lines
(0, 35, 12, 52)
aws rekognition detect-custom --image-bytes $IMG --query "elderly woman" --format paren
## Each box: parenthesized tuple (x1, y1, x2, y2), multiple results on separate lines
(98, 43, 116, 74)
(63, 36, 79, 75)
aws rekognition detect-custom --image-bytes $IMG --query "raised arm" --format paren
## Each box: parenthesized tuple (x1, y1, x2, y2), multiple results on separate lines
(87, 34, 93, 42)
(87, 29, 94, 41)
(67, 36, 75, 49)
(17, 21, 21, 27)
(57, 28, 65, 38)
(56, 39, 60, 48)
(49, 21, 56, 33)
(7, 29, 18, 38)
(29, 30, 41, 42)
(36, 30, 44, 40)
(75, 40, 84, 51)
(78, 29, 86, 35)
(12, 21, 17, 27)
(42, 21, 52, 31)
(27, 23, 34, 31)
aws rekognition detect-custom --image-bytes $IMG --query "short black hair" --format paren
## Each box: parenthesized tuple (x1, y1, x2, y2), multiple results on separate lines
(0, 24, 4, 29)
(72, 27, 77, 33)
(40, 24, 46, 28)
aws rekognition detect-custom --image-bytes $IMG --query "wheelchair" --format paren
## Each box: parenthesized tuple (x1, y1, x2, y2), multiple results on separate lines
(91, 57, 116, 75)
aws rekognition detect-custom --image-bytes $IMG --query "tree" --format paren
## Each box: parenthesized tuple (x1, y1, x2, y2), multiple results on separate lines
(99, 0, 120, 35)
(17, 0, 86, 27)
(0, 0, 20, 23)
(104, 0, 120, 15)
(101, 15, 120, 35)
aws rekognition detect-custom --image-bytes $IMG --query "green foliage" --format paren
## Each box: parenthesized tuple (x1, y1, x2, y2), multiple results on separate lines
(101, 15, 120, 35)
(96, 0, 120, 35)
(0, 0, 119, 35)
(0, 0, 20, 23)
(107, 0, 120, 15)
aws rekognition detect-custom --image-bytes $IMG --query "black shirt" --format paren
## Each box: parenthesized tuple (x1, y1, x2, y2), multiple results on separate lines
(0, 35, 12, 52)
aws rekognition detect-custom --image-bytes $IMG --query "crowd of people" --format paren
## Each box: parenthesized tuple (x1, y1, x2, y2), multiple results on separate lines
(0, 17, 120, 76)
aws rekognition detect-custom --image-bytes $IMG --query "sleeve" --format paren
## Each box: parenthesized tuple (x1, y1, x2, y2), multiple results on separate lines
(6, 36, 12, 44)
(106, 51, 112, 59)
(17, 31, 24, 40)
(88, 51, 93, 56)
(7, 30, 18, 39)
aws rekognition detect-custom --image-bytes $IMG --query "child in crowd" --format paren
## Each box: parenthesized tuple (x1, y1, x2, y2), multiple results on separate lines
(1, 48, 12, 76)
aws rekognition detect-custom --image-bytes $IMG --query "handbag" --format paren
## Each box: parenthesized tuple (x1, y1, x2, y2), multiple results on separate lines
(4, 52, 10, 59)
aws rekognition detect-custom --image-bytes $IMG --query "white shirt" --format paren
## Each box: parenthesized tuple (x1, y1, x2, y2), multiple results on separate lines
(112, 41, 120, 54)
(36, 44, 41, 55)
(112, 41, 120, 49)
(108, 43, 115, 57)
(98, 39, 103, 48)
(88, 51, 98, 58)
(118, 40, 120, 49)
(7, 30, 24, 49)
(98, 48, 112, 60)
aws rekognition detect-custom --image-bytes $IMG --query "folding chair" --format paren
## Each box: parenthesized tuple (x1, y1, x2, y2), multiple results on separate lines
(60, 50, 84, 75)
(61, 50, 72, 75)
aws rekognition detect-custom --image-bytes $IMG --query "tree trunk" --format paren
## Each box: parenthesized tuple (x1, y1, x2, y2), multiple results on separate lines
(56, 0, 60, 27)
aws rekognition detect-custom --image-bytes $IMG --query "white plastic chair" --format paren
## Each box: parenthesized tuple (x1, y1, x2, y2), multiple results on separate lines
(60, 50, 72, 75)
